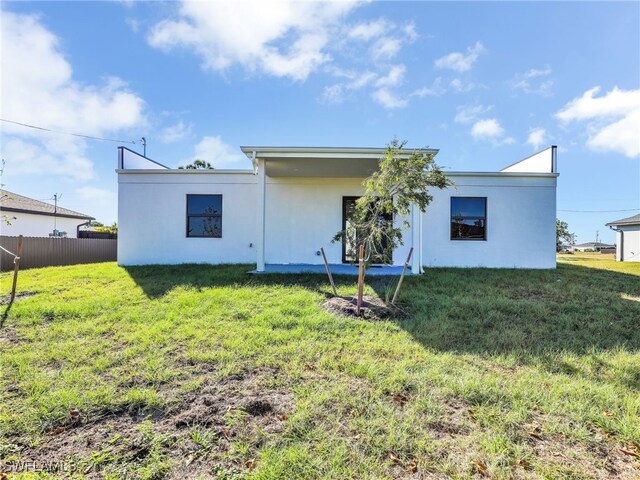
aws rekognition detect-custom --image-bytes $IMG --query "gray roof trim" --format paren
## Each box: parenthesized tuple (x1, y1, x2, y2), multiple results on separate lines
(1, 190, 94, 220)
(605, 213, 640, 226)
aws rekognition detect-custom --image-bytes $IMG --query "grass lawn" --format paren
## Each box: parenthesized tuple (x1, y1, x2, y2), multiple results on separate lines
(0, 254, 639, 479)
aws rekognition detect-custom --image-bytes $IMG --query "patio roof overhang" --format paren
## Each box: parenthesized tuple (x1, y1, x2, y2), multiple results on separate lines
(240, 146, 439, 177)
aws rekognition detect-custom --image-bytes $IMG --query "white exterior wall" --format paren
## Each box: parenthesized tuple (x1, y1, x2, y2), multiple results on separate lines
(0, 212, 85, 238)
(264, 177, 412, 266)
(117, 170, 557, 269)
(618, 226, 640, 262)
(118, 171, 257, 265)
(422, 173, 557, 269)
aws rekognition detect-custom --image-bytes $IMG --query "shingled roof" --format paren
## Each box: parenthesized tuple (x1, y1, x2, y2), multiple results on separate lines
(606, 213, 640, 227)
(0, 190, 94, 220)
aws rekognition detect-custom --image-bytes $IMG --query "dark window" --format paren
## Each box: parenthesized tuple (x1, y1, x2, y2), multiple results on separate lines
(451, 197, 487, 240)
(187, 194, 222, 238)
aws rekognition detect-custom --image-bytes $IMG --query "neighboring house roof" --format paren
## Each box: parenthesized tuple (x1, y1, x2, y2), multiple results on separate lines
(606, 213, 640, 227)
(0, 190, 94, 220)
(573, 242, 615, 248)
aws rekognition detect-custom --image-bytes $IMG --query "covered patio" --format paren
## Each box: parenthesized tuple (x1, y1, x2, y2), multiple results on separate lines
(240, 146, 431, 275)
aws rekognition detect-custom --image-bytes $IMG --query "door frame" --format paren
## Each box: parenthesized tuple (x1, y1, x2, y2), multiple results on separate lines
(342, 196, 393, 264)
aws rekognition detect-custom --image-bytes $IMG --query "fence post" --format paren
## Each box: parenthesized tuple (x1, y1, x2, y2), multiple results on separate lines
(10, 235, 23, 304)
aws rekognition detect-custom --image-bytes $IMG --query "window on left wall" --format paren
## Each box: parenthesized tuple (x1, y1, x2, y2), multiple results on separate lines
(186, 194, 222, 238)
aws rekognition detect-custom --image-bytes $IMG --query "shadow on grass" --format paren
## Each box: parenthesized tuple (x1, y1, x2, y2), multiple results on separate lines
(125, 262, 640, 361)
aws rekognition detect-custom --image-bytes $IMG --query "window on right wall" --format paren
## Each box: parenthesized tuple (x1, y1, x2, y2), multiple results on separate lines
(451, 197, 487, 240)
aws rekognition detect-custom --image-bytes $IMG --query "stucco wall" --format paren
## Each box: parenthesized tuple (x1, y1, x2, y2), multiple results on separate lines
(264, 177, 412, 266)
(0, 212, 85, 238)
(422, 173, 557, 268)
(117, 170, 557, 269)
(118, 171, 258, 265)
(618, 226, 640, 262)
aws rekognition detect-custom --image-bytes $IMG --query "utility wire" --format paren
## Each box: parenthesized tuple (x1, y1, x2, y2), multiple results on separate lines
(0, 118, 138, 144)
(558, 208, 640, 213)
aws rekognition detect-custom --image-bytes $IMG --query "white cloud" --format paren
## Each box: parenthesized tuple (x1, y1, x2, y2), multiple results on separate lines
(77, 186, 117, 203)
(321, 84, 345, 104)
(471, 119, 504, 138)
(454, 104, 492, 124)
(372, 89, 407, 109)
(470, 118, 515, 145)
(555, 86, 640, 158)
(148, 1, 359, 81)
(412, 77, 475, 98)
(434, 41, 486, 72)
(375, 64, 405, 88)
(370, 36, 402, 60)
(160, 120, 192, 143)
(510, 64, 554, 96)
(587, 109, 640, 158)
(449, 78, 475, 93)
(371, 65, 406, 109)
(181, 136, 247, 169)
(74, 186, 118, 224)
(125, 17, 140, 33)
(527, 127, 547, 150)
(1, 11, 146, 181)
(348, 19, 388, 41)
(412, 78, 446, 97)
(403, 22, 418, 42)
(348, 71, 376, 89)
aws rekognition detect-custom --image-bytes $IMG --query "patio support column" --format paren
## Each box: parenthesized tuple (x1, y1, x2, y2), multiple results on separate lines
(411, 203, 422, 274)
(256, 156, 266, 272)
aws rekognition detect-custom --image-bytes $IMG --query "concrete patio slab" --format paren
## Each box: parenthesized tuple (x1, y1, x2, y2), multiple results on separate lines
(249, 264, 409, 276)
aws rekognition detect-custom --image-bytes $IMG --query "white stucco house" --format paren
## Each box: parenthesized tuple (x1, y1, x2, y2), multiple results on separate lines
(117, 145, 558, 273)
(606, 214, 640, 262)
(0, 190, 94, 238)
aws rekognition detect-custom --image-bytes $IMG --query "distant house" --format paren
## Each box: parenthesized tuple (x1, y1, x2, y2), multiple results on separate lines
(571, 242, 616, 252)
(0, 190, 94, 238)
(606, 214, 640, 262)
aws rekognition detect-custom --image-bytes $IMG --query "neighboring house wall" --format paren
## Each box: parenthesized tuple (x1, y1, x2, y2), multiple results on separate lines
(422, 173, 557, 269)
(0, 212, 85, 238)
(617, 226, 640, 262)
(118, 171, 257, 266)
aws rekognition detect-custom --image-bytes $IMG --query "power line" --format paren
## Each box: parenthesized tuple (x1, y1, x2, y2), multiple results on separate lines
(558, 208, 640, 213)
(0, 118, 138, 145)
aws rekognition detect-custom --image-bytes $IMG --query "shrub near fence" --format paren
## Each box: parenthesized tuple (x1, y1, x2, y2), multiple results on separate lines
(0, 236, 117, 272)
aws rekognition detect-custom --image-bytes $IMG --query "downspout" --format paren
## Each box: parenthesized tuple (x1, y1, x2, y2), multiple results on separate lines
(77, 220, 91, 238)
(608, 225, 623, 261)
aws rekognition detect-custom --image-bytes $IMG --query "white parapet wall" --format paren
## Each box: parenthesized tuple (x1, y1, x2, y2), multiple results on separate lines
(501, 146, 557, 174)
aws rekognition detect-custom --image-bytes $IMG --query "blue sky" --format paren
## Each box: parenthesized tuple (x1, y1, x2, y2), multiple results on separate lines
(1, 1, 638, 243)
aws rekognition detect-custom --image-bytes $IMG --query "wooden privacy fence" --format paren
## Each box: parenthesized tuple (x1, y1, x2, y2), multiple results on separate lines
(0, 236, 117, 272)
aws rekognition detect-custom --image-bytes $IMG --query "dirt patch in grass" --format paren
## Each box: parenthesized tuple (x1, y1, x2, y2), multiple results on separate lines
(528, 433, 639, 479)
(323, 295, 405, 320)
(0, 324, 24, 345)
(0, 291, 37, 305)
(9, 368, 293, 478)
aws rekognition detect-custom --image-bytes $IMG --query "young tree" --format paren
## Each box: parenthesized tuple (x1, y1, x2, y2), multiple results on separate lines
(334, 139, 451, 265)
(556, 219, 576, 251)
(333, 139, 452, 310)
(178, 159, 214, 170)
